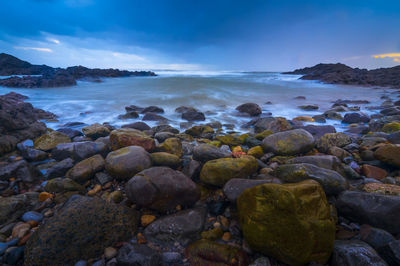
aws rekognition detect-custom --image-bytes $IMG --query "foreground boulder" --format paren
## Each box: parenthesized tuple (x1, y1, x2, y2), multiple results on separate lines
(24, 195, 138, 265)
(261, 129, 315, 155)
(236, 103, 262, 116)
(34, 131, 71, 151)
(125, 167, 200, 212)
(82, 123, 110, 139)
(51, 141, 107, 161)
(274, 163, 348, 195)
(253, 117, 292, 133)
(337, 191, 400, 234)
(193, 143, 231, 162)
(316, 132, 352, 153)
(200, 156, 258, 187)
(66, 154, 105, 184)
(109, 128, 155, 151)
(374, 144, 400, 168)
(105, 146, 151, 180)
(237, 180, 336, 265)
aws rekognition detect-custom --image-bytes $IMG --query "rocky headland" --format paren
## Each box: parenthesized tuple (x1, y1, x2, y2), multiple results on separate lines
(284, 63, 400, 87)
(0, 87, 400, 265)
(0, 53, 156, 88)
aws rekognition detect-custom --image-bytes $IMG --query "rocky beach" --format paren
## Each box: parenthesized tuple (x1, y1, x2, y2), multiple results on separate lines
(0, 55, 400, 266)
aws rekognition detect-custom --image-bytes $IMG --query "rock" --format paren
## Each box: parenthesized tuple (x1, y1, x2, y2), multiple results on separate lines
(56, 127, 83, 138)
(336, 191, 400, 234)
(193, 144, 231, 162)
(261, 129, 315, 155)
(382, 122, 400, 134)
(44, 177, 85, 194)
(22, 211, 43, 223)
(150, 152, 180, 168)
(125, 167, 200, 212)
(105, 146, 151, 180)
(274, 163, 348, 195)
(361, 164, 388, 180)
(223, 178, 279, 202)
(3, 246, 24, 265)
(121, 121, 151, 131)
(142, 113, 168, 122)
(24, 196, 138, 265)
(185, 125, 214, 138)
(378, 240, 400, 266)
(316, 132, 353, 153)
(182, 110, 206, 121)
(0, 159, 41, 183)
(342, 113, 370, 123)
(301, 124, 336, 139)
(363, 183, 400, 196)
(118, 111, 139, 119)
(144, 208, 206, 246)
(324, 110, 343, 120)
(51, 141, 107, 161)
(298, 104, 319, 110)
(34, 131, 71, 151)
(185, 239, 249, 266)
(182, 159, 201, 179)
(141, 106, 164, 114)
(109, 128, 155, 151)
(293, 116, 314, 122)
(360, 224, 395, 250)
(116, 243, 161, 266)
(287, 155, 345, 176)
(374, 144, 400, 167)
(20, 147, 48, 161)
(0, 192, 39, 226)
(387, 131, 400, 144)
(200, 156, 258, 187)
(175, 106, 197, 113)
(253, 117, 292, 133)
(44, 158, 74, 179)
(66, 154, 105, 184)
(247, 146, 263, 158)
(237, 180, 335, 266)
(154, 131, 175, 142)
(236, 103, 262, 116)
(156, 137, 183, 157)
(162, 252, 182, 265)
(82, 123, 111, 139)
(313, 114, 327, 123)
(330, 240, 387, 266)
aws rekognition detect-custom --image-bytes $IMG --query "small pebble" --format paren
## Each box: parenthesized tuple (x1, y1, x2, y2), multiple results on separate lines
(141, 215, 156, 227)
(104, 246, 117, 260)
(22, 211, 43, 223)
(12, 223, 31, 239)
(222, 232, 232, 241)
(88, 184, 102, 196)
(39, 192, 53, 202)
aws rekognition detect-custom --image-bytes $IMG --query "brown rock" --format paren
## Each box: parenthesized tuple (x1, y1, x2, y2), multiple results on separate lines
(361, 164, 387, 180)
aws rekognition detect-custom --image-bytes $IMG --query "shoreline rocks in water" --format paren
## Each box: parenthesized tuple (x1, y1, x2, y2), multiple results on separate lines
(1, 87, 400, 265)
(0, 53, 156, 88)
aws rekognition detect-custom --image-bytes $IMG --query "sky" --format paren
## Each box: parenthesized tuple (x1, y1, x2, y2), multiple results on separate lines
(0, 0, 399, 71)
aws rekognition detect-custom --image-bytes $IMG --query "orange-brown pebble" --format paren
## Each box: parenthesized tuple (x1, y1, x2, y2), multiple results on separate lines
(9, 177, 16, 182)
(12, 223, 31, 239)
(103, 182, 113, 189)
(26, 220, 39, 228)
(39, 192, 53, 202)
(18, 232, 32, 246)
(141, 215, 156, 227)
(222, 232, 232, 241)
(213, 222, 221, 228)
(137, 233, 147, 244)
(219, 216, 230, 228)
(88, 184, 102, 196)
(176, 205, 182, 211)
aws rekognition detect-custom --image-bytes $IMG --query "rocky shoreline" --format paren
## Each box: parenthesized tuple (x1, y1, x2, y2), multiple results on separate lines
(0, 53, 156, 88)
(0, 87, 400, 265)
(284, 63, 400, 87)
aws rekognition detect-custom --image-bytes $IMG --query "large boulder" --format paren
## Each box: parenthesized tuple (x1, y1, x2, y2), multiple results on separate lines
(66, 154, 105, 184)
(261, 129, 315, 155)
(253, 117, 292, 133)
(200, 156, 258, 187)
(105, 146, 151, 180)
(287, 155, 345, 176)
(316, 132, 352, 153)
(182, 110, 206, 121)
(342, 113, 370, 124)
(236, 103, 262, 116)
(273, 163, 348, 195)
(82, 123, 110, 139)
(238, 180, 335, 266)
(185, 125, 214, 139)
(109, 128, 155, 151)
(193, 144, 231, 163)
(150, 152, 180, 169)
(34, 131, 71, 151)
(125, 167, 200, 212)
(156, 137, 183, 157)
(301, 124, 336, 139)
(336, 191, 400, 234)
(24, 196, 138, 265)
(0, 159, 41, 183)
(144, 208, 206, 246)
(51, 141, 107, 161)
(374, 144, 400, 168)
(44, 158, 74, 179)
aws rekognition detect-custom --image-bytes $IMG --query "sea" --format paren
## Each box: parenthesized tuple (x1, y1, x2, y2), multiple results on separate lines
(0, 71, 389, 132)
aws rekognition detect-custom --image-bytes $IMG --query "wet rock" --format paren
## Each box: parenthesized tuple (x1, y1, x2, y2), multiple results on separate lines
(342, 113, 370, 123)
(56, 127, 83, 138)
(3, 246, 24, 265)
(34, 131, 71, 151)
(182, 110, 206, 121)
(182, 159, 201, 179)
(0, 159, 41, 183)
(52, 141, 107, 162)
(253, 117, 292, 133)
(185, 125, 214, 139)
(382, 122, 400, 134)
(66, 154, 105, 184)
(313, 114, 326, 123)
(144, 208, 206, 246)
(378, 240, 400, 266)
(223, 178, 279, 202)
(141, 106, 164, 114)
(363, 183, 400, 196)
(157, 137, 183, 157)
(238, 180, 335, 265)
(116, 243, 161, 266)
(154, 131, 175, 142)
(150, 152, 180, 168)
(330, 240, 387, 266)
(274, 163, 348, 195)
(22, 211, 43, 223)
(175, 106, 197, 113)
(200, 156, 258, 187)
(336, 191, 400, 234)
(109, 128, 155, 151)
(0, 192, 39, 225)
(360, 224, 395, 250)
(82, 123, 111, 139)
(44, 177, 85, 194)
(185, 239, 249, 266)
(193, 144, 231, 163)
(121, 121, 151, 131)
(118, 111, 139, 119)
(125, 167, 200, 212)
(316, 132, 353, 153)
(298, 104, 319, 110)
(44, 158, 74, 179)
(24, 196, 138, 266)
(361, 164, 388, 180)
(236, 103, 262, 116)
(387, 131, 400, 144)
(142, 112, 168, 122)
(301, 124, 336, 139)
(374, 144, 400, 167)
(287, 155, 345, 176)
(105, 146, 151, 180)
(261, 129, 315, 155)
(95, 172, 113, 186)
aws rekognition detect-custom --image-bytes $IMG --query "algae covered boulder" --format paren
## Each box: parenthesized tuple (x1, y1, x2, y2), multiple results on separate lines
(150, 152, 180, 168)
(24, 195, 138, 266)
(237, 180, 336, 266)
(200, 156, 258, 187)
(156, 137, 183, 157)
(261, 129, 314, 155)
(82, 123, 111, 139)
(109, 128, 155, 151)
(316, 132, 352, 153)
(66, 154, 105, 184)
(34, 131, 71, 151)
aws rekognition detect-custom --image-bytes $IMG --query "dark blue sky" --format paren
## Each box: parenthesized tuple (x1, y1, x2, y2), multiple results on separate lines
(0, 0, 399, 71)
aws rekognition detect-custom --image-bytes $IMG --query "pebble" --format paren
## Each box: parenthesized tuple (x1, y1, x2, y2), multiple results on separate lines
(104, 246, 117, 260)
(12, 223, 31, 239)
(137, 233, 147, 244)
(109, 190, 123, 203)
(39, 192, 53, 202)
(88, 184, 102, 196)
(222, 232, 232, 241)
(22, 211, 43, 223)
(141, 215, 156, 227)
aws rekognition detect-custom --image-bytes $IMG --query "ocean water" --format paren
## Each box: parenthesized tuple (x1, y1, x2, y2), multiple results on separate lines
(0, 71, 388, 132)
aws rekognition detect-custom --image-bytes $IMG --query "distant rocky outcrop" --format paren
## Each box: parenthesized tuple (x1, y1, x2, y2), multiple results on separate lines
(0, 53, 156, 88)
(284, 63, 400, 87)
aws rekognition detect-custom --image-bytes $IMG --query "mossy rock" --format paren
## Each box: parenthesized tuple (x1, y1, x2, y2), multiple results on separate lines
(34, 131, 71, 151)
(185, 125, 214, 138)
(201, 227, 223, 240)
(237, 180, 336, 266)
(150, 152, 180, 168)
(44, 177, 86, 194)
(82, 123, 111, 139)
(247, 146, 264, 158)
(261, 129, 315, 156)
(363, 183, 400, 196)
(255, 130, 273, 140)
(109, 128, 155, 151)
(200, 155, 258, 187)
(316, 132, 352, 153)
(382, 122, 400, 134)
(215, 134, 243, 146)
(66, 154, 105, 184)
(374, 144, 400, 167)
(157, 137, 183, 157)
(293, 116, 315, 122)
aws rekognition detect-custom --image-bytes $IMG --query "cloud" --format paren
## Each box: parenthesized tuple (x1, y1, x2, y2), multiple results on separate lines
(14, 46, 53, 52)
(394, 58, 400, 62)
(373, 53, 400, 58)
(46, 37, 60, 44)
